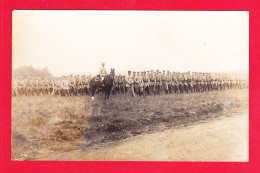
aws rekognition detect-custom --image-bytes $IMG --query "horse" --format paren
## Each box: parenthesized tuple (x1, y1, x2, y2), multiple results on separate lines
(103, 68, 115, 100)
(89, 68, 115, 100)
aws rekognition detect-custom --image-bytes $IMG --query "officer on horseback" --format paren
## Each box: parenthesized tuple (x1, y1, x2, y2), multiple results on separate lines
(99, 62, 107, 81)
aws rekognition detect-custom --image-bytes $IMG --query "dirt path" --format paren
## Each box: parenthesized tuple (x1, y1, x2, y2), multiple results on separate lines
(46, 113, 248, 161)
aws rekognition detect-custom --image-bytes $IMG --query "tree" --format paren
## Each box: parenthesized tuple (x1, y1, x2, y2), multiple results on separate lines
(13, 66, 52, 78)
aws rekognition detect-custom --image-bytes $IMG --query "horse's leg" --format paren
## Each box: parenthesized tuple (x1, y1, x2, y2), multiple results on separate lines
(107, 91, 110, 99)
(104, 92, 107, 100)
(91, 87, 95, 100)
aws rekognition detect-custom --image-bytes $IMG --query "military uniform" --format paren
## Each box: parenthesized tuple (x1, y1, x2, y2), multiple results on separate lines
(62, 76, 70, 96)
(125, 71, 135, 97)
(118, 75, 125, 94)
(148, 71, 155, 95)
(142, 72, 150, 95)
(54, 77, 61, 95)
(43, 78, 49, 95)
(135, 72, 144, 96)
(48, 78, 54, 95)
(75, 75, 82, 95)
(161, 71, 168, 94)
(12, 78, 18, 96)
(166, 72, 172, 94)
(37, 78, 44, 95)
(99, 63, 107, 82)
(81, 75, 89, 95)
(69, 75, 76, 96)
(155, 71, 161, 95)
(171, 73, 178, 93)
(32, 78, 39, 96)
(17, 78, 25, 96)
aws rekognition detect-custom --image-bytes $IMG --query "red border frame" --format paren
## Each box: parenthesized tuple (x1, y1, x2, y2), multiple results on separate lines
(1, 0, 260, 172)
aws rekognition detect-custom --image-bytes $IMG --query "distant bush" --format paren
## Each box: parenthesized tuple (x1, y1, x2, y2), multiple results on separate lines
(13, 65, 52, 78)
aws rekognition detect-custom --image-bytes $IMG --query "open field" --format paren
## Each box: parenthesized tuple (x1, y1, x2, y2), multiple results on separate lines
(11, 89, 248, 160)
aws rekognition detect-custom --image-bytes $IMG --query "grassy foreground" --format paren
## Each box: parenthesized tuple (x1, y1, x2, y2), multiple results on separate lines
(11, 89, 248, 160)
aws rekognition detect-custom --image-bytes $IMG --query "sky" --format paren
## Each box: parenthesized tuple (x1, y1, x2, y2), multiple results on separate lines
(12, 10, 249, 76)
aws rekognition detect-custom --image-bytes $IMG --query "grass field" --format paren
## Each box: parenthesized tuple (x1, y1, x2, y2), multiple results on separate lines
(11, 89, 248, 160)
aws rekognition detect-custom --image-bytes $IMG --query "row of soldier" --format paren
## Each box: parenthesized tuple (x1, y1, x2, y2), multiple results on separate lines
(113, 70, 248, 97)
(12, 74, 92, 97)
(12, 70, 248, 97)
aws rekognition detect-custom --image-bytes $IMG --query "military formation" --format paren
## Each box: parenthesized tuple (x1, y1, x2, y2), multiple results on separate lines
(12, 70, 248, 97)
(12, 75, 92, 97)
(113, 70, 248, 97)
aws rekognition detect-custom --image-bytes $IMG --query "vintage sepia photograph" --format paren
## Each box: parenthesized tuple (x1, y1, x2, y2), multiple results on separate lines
(11, 10, 249, 161)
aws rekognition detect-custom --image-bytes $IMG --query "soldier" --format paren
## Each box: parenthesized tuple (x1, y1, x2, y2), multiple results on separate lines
(81, 75, 89, 95)
(17, 76, 26, 96)
(62, 76, 70, 96)
(117, 74, 124, 94)
(32, 77, 39, 96)
(121, 75, 126, 94)
(125, 71, 135, 97)
(87, 75, 92, 91)
(143, 71, 150, 96)
(212, 73, 218, 91)
(177, 73, 184, 94)
(207, 73, 212, 92)
(186, 72, 192, 93)
(48, 77, 54, 95)
(75, 75, 82, 95)
(218, 74, 223, 91)
(181, 73, 186, 93)
(197, 73, 203, 92)
(25, 77, 33, 96)
(132, 71, 137, 94)
(69, 74, 76, 96)
(43, 77, 49, 95)
(201, 73, 207, 92)
(135, 71, 144, 96)
(172, 72, 178, 93)
(38, 77, 44, 95)
(149, 70, 156, 95)
(155, 70, 161, 95)
(99, 62, 107, 81)
(161, 70, 167, 94)
(133, 72, 140, 95)
(166, 71, 172, 94)
(53, 77, 61, 95)
(188, 72, 194, 93)
(12, 77, 18, 97)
